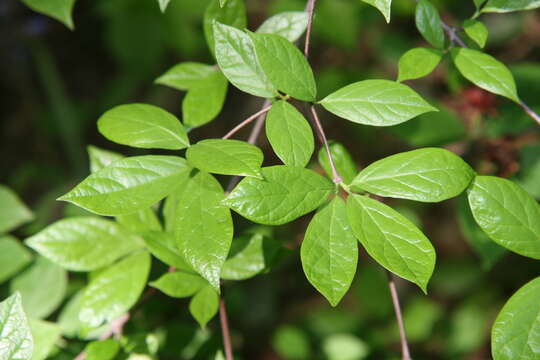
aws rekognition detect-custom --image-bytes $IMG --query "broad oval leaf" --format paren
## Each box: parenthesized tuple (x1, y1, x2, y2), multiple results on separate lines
(463, 19, 488, 48)
(451, 48, 520, 103)
(187, 139, 264, 178)
(25, 217, 143, 271)
(58, 155, 190, 216)
(87, 146, 123, 173)
(20, 0, 75, 29)
(319, 80, 437, 126)
(155, 62, 216, 91)
(266, 101, 314, 167)
(150, 271, 207, 298)
(182, 70, 229, 127)
(397, 48, 443, 82)
(361, 0, 392, 23)
(467, 176, 540, 259)
(223, 165, 334, 225)
(483, 0, 540, 13)
(214, 22, 277, 98)
(492, 276, 540, 360)
(79, 251, 151, 328)
(142, 231, 193, 271)
(0, 184, 34, 234)
(189, 285, 219, 328)
(301, 198, 358, 306)
(351, 148, 475, 202)
(347, 194, 436, 292)
(256, 12, 309, 42)
(0, 236, 32, 285)
(249, 32, 317, 101)
(318, 141, 358, 185)
(415, 0, 445, 48)
(204, 0, 247, 55)
(0, 293, 33, 360)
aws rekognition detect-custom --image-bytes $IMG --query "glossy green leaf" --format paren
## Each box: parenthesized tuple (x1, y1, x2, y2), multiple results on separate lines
(150, 271, 207, 298)
(85, 339, 120, 360)
(87, 146, 123, 173)
(223, 166, 334, 225)
(249, 32, 317, 101)
(463, 20, 488, 48)
(79, 251, 151, 328)
(397, 48, 443, 82)
(0, 236, 32, 284)
(0, 185, 34, 234)
(58, 155, 190, 216)
(415, 0, 445, 48)
(319, 80, 437, 126)
(318, 142, 358, 184)
(266, 101, 314, 167)
(256, 11, 309, 42)
(25, 217, 143, 271)
(116, 207, 162, 234)
(0, 293, 33, 360)
(301, 198, 358, 306)
(97, 103, 189, 150)
(492, 276, 540, 360)
(189, 285, 219, 328)
(20, 0, 76, 29)
(10, 256, 67, 319)
(155, 62, 216, 91)
(351, 148, 475, 202)
(157, 0, 170, 12)
(451, 48, 520, 103)
(361, 0, 392, 23)
(483, 0, 540, 12)
(171, 171, 233, 291)
(347, 195, 436, 292)
(142, 231, 192, 271)
(467, 176, 540, 259)
(182, 70, 228, 127)
(214, 22, 277, 98)
(187, 139, 264, 178)
(204, 0, 247, 55)
(30, 319, 61, 360)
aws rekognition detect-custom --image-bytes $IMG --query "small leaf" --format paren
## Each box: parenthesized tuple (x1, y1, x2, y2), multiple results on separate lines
(397, 48, 443, 82)
(0, 184, 34, 234)
(187, 139, 264, 178)
(155, 62, 217, 91)
(157, 0, 170, 12)
(415, 0, 445, 48)
(20, 0, 76, 29)
(351, 148, 475, 202)
(116, 207, 162, 234)
(467, 176, 540, 259)
(491, 276, 540, 360)
(347, 195, 436, 292)
(266, 101, 314, 167)
(98, 103, 189, 150)
(318, 141, 358, 184)
(87, 146, 123, 173)
(319, 80, 437, 126)
(150, 271, 207, 298)
(0, 236, 32, 285)
(451, 48, 520, 103)
(79, 251, 151, 328)
(182, 70, 228, 127)
(482, 0, 540, 13)
(0, 293, 33, 360)
(249, 32, 317, 101)
(58, 155, 190, 216)
(204, 0, 247, 55)
(142, 231, 193, 271)
(361, 0, 392, 23)
(223, 166, 334, 225)
(256, 12, 309, 42)
(301, 198, 358, 306)
(85, 339, 120, 360)
(25, 217, 143, 271)
(463, 19, 489, 48)
(30, 319, 61, 360)
(189, 285, 219, 328)
(219, 0, 228, 7)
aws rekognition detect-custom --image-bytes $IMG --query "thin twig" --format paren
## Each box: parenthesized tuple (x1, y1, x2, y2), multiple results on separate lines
(386, 272, 411, 360)
(519, 101, 540, 125)
(219, 298, 234, 360)
(309, 106, 342, 184)
(222, 106, 272, 140)
(247, 99, 272, 144)
(304, 0, 317, 57)
(74, 313, 130, 360)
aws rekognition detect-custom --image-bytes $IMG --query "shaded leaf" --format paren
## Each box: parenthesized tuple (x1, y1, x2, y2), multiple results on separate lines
(415, 0, 445, 48)
(204, 0, 247, 55)
(182, 71, 228, 127)
(142, 231, 193, 271)
(20, 0, 76, 29)
(0, 185, 34, 234)
(155, 62, 216, 91)
(0, 236, 32, 285)
(150, 271, 207, 298)
(361, 0, 392, 23)
(189, 285, 219, 328)
(116, 207, 162, 234)
(87, 146, 123, 173)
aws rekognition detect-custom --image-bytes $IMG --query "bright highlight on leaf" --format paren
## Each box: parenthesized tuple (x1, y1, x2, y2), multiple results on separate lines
(0, 293, 33, 360)
(397, 48, 443, 82)
(256, 12, 309, 42)
(482, 0, 540, 13)
(204, 0, 247, 55)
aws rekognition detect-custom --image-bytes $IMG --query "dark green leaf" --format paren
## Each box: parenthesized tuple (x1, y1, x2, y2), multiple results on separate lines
(415, 0, 445, 48)
(0, 293, 33, 360)
(20, 0, 76, 29)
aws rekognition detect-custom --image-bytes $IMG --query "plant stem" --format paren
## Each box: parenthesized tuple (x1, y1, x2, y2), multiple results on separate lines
(519, 101, 540, 126)
(386, 272, 411, 360)
(309, 106, 342, 184)
(222, 106, 272, 140)
(219, 297, 234, 360)
(74, 313, 130, 360)
(304, 0, 317, 57)
(248, 99, 272, 144)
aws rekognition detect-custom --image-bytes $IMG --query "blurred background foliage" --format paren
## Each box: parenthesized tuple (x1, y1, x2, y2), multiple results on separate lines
(1, 0, 539, 359)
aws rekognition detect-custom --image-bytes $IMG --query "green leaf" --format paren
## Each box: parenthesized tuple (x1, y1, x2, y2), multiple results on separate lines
(187, 139, 264, 178)
(155, 62, 217, 91)
(256, 11, 309, 42)
(0, 293, 33, 360)
(116, 207, 162, 234)
(0, 236, 32, 285)
(87, 146, 123, 173)
(272, 326, 311, 360)
(492, 276, 540, 360)
(79, 251, 151, 328)
(58, 155, 190, 216)
(223, 166, 334, 225)
(351, 148, 475, 202)
(85, 339, 120, 360)
(301, 198, 358, 306)
(171, 171, 233, 291)
(0, 185, 34, 234)
(463, 20, 488, 48)
(142, 231, 193, 271)
(323, 334, 369, 360)
(249, 32, 317, 101)
(361, 0, 392, 23)
(20, 0, 76, 29)
(482, 0, 540, 13)
(182, 70, 228, 127)
(189, 285, 219, 328)
(451, 48, 520, 103)
(467, 176, 540, 259)
(318, 142, 358, 184)
(266, 101, 314, 167)
(204, 0, 247, 55)
(97, 103, 189, 150)
(219, 0, 228, 7)
(214, 22, 277, 98)
(26, 217, 143, 271)
(397, 48, 443, 82)
(30, 319, 61, 360)
(150, 271, 207, 298)
(319, 80, 437, 126)
(157, 0, 170, 12)
(347, 195, 436, 292)
(58, 291, 83, 338)
(415, 0, 445, 48)
(10, 256, 67, 319)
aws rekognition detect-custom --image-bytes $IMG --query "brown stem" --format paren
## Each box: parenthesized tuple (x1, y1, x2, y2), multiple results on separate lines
(219, 297, 234, 360)
(386, 272, 411, 360)
(304, 0, 317, 57)
(519, 101, 540, 126)
(74, 313, 130, 360)
(222, 106, 272, 140)
(309, 106, 342, 184)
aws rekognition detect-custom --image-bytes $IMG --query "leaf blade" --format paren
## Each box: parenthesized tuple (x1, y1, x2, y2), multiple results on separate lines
(0, 293, 33, 360)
